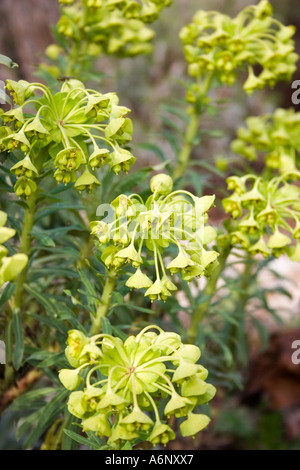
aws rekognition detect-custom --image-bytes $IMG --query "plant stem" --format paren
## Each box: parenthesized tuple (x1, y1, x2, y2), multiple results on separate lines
(12, 192, 37, 310)
(90, 270, 117, 334)
(172, 73, 213, 181)
(227, 256, 253, 364)
(3, 192, 37, 388)
(188, 245, 231, 342)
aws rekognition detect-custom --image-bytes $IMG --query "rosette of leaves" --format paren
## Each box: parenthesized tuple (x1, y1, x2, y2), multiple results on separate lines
(0, 210, 28, 287)
(90, 173, 219, 301)
(180, 0, 298, 101)
(0, 78, 135, 197)
(222, 172, 300, 261)
(231, 108, 300, 173)
(59, 325, 216, 449)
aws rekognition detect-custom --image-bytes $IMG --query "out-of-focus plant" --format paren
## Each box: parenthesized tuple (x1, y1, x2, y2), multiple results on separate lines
(222, 173, 300, 260)
(231, 109, 300, 173)
(42, 0, 173, 78)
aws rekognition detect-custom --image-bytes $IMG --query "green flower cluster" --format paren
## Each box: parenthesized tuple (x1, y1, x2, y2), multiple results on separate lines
(222, 173, 300, 261)
(0, 210, 28, 287)
(231, 108, 300, 173)
(55, 0, 172, 60)
(59, 325, 216, 449)
(0, 79, 134, 197)
(180, 0, 298, 101)
(90, 174, 219, 301)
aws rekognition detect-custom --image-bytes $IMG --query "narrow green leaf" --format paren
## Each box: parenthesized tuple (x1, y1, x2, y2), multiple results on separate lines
(101, 317, 112, 335)
(0, 282, 15, 307)
(12, 309, 24, 370)
(63, 429, 100, 450)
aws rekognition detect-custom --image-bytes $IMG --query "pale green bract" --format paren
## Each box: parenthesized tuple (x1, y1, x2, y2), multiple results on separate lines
(90, 173, 219, 301)
(231, 108, 300, 173)
(0, 210, 28, 287)
(180, 0, 298, 102)
(59, 325, 216, 449)
(0, 79, 135, 197)
(222, 172, 300, 261)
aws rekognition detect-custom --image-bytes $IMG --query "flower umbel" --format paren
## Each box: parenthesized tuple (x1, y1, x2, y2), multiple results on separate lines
(222, 172, 300, 260)
(1, 79, 135, 197)
(90, 174, 219, 301)
(180, 0, 298, 101)
(59, 325, 215, 449)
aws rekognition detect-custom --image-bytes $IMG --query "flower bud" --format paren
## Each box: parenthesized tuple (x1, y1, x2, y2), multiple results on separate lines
(150, 174, 173, 196)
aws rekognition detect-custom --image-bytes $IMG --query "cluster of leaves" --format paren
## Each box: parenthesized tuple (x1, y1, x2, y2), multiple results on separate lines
(180, 0, 298, 101)
(90, 173, 219, 301)
(231, 108, 300, 173)
(58, 325, 215, 449)
(222, 173, 300, 260)
(0, 79, 134, 197)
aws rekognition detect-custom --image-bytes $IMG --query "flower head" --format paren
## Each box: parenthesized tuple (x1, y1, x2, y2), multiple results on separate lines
(60, 325, 215, 449)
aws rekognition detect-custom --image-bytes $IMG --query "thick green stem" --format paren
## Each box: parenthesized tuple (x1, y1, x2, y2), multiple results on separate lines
(172, 111, 201, 180)
(3, 192, 37, 389)
(227, 256, 253, 363)
(172, 73, 213, 180)
(12, 192, 37, 310)
(188, 246, 231, 342)
(90, 271, 117, 334)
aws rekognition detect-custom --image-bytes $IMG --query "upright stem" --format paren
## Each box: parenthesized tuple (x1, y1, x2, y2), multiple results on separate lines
(90, 270, 117, 334)
(172, 73, 213, 181)
(227, 256, 253, 363)
(4, 192, 37, 388)
(188, 245, 231, 342)
(12, 192, 37, 310)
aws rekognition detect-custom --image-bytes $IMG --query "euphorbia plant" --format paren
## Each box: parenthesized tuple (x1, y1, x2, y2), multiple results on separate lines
(0, 0, 299, 451)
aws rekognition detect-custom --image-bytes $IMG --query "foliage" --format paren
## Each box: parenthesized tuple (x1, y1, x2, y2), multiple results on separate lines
(0, 0, 299, 451)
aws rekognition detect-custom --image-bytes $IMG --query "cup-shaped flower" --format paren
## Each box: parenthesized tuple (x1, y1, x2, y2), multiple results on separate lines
(81, 413, 112, 437)
(126, 268, 153, 290)
(75, 168, 101, 192)
(67, 391, 87, 419)
(120, 406, 154, 432)
(58, 368, 83, 391)
(164, 393, 193, 418)
(180, 412, 211, 437)
(148, 421, 175, 446)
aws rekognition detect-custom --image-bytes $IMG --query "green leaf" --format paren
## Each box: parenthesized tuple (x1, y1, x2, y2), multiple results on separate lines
(0, 54, 18, 68)
(10, 387, 56, 411)
(101, 317, 112, 335)
(31, 228, 56, 247)
(136, 143, 167, 162)
(61, 408, 80, 450)
(12, 309, 24, 370)
(78, 269, 98, 314)
(22, 389, 69, 449)
(24, 284, 57, 315)
(0, 282, 15, 307)
(63, 429, 101, 450)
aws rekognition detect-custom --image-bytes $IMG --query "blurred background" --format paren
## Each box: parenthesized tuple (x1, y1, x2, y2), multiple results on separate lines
(0, 0, 300, 450)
